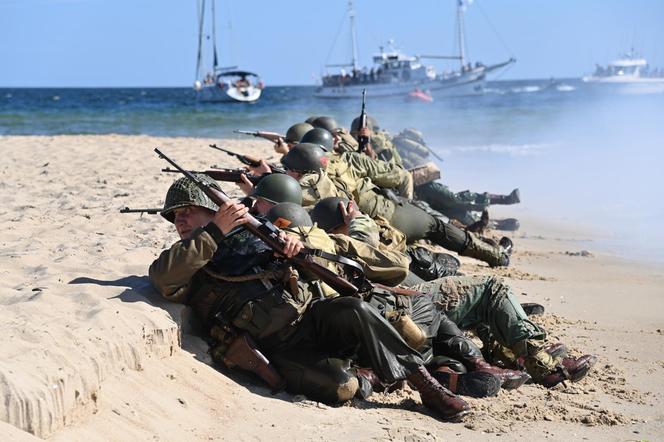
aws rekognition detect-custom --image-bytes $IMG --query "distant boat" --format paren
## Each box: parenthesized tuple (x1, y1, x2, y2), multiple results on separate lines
(582, 49, 664, 94)
(407, 88, 434, 102)
(193, 0, 263, 103)
(314, 0, 514, 99)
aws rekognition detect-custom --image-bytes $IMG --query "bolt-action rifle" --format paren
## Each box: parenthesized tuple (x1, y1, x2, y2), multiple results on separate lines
(161, 167, 264, 185)
(357, 89, 369, 153)
(209, 144, 261, 167)
(233, 130, 285, 144)
(119, 207, 161, 214)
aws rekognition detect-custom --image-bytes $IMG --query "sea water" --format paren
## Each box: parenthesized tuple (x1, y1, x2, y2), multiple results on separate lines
(1, 80, 662, 262)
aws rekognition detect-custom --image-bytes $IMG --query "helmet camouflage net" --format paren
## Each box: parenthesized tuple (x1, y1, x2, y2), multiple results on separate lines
(161, 174, 219, 223)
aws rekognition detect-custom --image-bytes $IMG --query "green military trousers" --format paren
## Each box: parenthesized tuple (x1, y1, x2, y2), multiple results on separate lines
(410, 275, 546, 348)
(415, 182, 489, 225)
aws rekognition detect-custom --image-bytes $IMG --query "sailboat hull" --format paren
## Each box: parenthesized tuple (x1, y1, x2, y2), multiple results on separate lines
(314, 72, 485, 99)
(196, 84, 262, 103)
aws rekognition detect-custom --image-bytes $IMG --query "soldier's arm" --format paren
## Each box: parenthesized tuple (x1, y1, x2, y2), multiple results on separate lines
(148, 223, 224, 302)
(347, 214, 381, 248)
(330, 233, 410, 287)
(343, 151, 410, 194)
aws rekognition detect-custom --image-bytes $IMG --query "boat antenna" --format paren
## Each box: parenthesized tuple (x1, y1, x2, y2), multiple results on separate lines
(211, 0, 219, 71)
(349, 0, 359, 72)
(195, 0, 206, 80)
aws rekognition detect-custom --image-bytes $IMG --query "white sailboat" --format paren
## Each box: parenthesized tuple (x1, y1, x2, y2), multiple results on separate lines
(582, 49, 664, 94)
(314, 0, 514, 99)
(193, 0, 263, 103)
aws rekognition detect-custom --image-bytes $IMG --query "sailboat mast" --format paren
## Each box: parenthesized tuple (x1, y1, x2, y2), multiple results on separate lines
(349, 0, 359, 72)
(195, 0, 206, 80)
(211, 0, 219, 71)
(456, 0, 466, 68)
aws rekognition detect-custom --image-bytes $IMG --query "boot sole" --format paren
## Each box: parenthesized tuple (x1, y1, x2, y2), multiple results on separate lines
(500, 372, 531, 390)
(569, 355, 598, 383)
(433, 371, 501, 398)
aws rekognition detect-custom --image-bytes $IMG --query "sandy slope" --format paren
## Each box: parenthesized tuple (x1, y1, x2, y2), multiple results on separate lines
(0, 135, 662, 441)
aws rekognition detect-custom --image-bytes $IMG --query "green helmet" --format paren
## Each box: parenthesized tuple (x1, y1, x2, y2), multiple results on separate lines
(281, 143, 328, 173)
(310, 197, 350, 232)
(300, 128, 333, 152)
(251, 173, 303, 205)
(161, 174, 219, 223)
(304, 115, 319, 125)
(267, 202, 313, 228)
(350, 115, 378, 133)
(285, 122, 314, 144)
(312, 116, 339, 132)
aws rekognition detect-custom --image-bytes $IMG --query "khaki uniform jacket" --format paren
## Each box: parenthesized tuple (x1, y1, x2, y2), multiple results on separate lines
(149, 223, 224, 303)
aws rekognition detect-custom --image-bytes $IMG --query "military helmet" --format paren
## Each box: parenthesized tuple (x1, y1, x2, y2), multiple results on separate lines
(161, 174, 219, 223)
(310, 197, 350, 232)
(285, 122, 314, 144)
(267, 202, 313, 228)
(251, 173, 303, 205)
(350, 115, 379, 133)
(312, 116, 339, 132)
(304, 115, 319, 125)
(281, 143, 328, 173)
(300, 127, 333, 152)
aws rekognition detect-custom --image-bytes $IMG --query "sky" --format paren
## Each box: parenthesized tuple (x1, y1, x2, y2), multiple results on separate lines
(1, 0, 663, 87)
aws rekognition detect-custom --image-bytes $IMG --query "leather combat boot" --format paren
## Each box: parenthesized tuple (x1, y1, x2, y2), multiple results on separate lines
(521, 302, 545, 316)
(499, 236, 513, 256)
(466, 209, 490, 234)
(431, 366, 501, 398)
(407, 366, 471, 421)
(539, 354, 598, 388)
(492, 218, 520, 231)
(489, 188, 521, 205)
(461, 233, 510, 267)
(465, 357, 531, 390)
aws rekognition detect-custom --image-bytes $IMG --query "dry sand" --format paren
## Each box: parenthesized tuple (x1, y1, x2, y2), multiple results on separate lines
(1, 135, 663, 441)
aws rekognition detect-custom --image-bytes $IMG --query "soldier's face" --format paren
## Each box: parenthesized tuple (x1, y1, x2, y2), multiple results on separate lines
(173, 206, 215, 239)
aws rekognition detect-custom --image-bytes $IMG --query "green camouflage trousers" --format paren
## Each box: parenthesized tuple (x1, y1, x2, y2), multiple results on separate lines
(410, 275, 560, 380)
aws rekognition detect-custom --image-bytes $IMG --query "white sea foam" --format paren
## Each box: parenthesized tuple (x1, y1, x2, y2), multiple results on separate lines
(557, 84, 575, 92)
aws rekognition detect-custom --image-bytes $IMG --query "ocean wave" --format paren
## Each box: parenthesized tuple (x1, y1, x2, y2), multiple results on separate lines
(451, 142, 553, 156)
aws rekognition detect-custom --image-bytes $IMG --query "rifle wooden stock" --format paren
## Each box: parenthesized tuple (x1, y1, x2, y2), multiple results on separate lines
(223, 332, 286, 392)
(162, 168, 263, 185)
(155, 148, 360, 297)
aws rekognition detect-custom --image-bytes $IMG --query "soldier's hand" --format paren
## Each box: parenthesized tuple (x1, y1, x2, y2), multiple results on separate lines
(237, 174, 255, 195)
(274, 138, 289, 155)
(278, 232, 304, 258)
(339, 200, 359, 225)
(213, 201, 250, 235)
(364, 142, 376, 160)
(248, 159, 272, 176)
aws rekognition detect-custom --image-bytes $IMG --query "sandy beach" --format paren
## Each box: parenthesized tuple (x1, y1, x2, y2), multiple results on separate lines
(1, 134, 663, 441)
